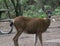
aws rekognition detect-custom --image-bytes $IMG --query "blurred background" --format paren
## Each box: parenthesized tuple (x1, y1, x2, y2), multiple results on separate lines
(0, 0, 60, 19)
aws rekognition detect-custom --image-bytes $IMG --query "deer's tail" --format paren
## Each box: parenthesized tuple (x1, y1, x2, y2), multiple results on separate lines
(8, 20, 14, 34)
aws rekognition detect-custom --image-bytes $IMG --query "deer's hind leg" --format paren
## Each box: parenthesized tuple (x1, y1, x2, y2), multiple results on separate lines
(13, 28, 23, 46)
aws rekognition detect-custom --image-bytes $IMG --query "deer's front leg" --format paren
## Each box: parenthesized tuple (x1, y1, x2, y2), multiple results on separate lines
(38, 33, 43, 46)
(13, 29, 23, 46)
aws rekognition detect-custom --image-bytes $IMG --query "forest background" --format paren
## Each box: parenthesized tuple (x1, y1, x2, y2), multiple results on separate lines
(0, 0, 60, 19)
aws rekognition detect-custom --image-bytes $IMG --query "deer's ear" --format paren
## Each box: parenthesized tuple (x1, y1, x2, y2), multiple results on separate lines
(52, 18, 56, 22)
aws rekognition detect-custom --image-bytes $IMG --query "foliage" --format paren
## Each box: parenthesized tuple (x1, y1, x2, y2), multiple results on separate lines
(54, 7, 60, 15)
(0, 0, 60, 19)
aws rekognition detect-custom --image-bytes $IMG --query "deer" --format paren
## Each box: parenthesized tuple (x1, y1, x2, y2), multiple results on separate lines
(9, 6, 53, 46)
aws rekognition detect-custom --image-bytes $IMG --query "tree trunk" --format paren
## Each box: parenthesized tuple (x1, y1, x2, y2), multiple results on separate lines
(4, 0, 11, 18)
(11, 0, 23, 17)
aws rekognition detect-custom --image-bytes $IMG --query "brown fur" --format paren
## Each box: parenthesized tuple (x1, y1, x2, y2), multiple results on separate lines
(13, 16, 51, 46)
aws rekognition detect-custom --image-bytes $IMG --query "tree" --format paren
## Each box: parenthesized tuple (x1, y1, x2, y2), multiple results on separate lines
(4, 0, 11, 18)
(11, 0, 23, 17)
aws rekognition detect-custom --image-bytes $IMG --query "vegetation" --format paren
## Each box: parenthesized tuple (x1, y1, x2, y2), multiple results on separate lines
(0, 0, 60, 19)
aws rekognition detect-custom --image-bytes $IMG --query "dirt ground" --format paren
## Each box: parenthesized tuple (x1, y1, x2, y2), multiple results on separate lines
(0, 15, 60, 46)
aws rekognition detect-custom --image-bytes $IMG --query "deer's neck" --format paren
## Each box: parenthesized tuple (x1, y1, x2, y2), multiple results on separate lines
(44, 18, 51, 26)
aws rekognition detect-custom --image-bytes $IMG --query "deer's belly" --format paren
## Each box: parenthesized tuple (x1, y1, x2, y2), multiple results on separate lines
(25, 28, 37, 34)
(24, 30, 37, 34)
